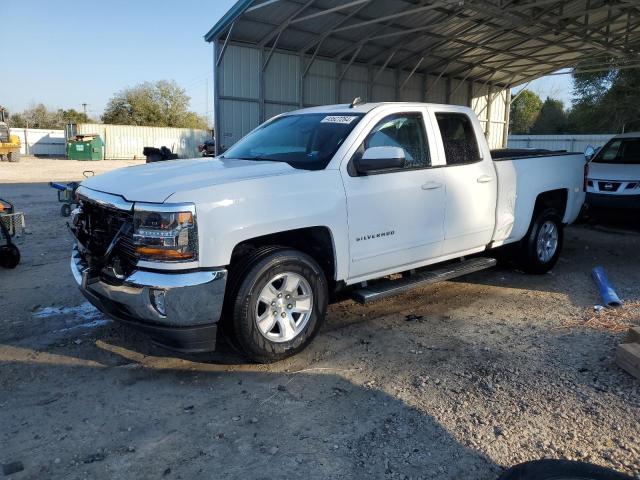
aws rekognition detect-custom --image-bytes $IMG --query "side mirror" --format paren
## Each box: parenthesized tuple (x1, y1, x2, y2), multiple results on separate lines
(584, 145, 596, 161)
(354, 146, 406, 174)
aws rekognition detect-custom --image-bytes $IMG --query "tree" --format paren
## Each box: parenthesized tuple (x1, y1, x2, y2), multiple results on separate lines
(509, 89, 543, 134)
(7, 104, 94, 128)
(102, 80, 209, 129)
(60, 108, 90, 125)
(567, 66, 640, 133)
(530, 97, 567, 134)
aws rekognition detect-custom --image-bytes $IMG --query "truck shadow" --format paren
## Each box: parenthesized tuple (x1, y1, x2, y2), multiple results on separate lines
(0, 351, 501, 480)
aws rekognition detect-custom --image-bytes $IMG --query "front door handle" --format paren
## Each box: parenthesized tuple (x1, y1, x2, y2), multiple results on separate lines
(477, 175, 493, 183)
(421, 182, 443, 190)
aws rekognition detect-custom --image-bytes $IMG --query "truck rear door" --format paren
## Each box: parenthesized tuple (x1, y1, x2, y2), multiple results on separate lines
(429, 109, 497, 255)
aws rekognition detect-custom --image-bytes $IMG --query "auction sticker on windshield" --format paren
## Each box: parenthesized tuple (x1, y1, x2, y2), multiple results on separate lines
(321, 116, 358, 124)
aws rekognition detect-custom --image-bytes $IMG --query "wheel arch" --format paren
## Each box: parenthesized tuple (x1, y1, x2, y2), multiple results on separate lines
(532, 188, 568, 224)
(229, 226, 338, 284)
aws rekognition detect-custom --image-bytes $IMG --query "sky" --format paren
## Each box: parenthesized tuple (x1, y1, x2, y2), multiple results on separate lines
(1, 0, 574, 124)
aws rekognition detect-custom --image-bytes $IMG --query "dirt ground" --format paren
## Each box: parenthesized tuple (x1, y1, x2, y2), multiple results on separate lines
(1, 159, 639, 480)
(2, 156, 144, 183)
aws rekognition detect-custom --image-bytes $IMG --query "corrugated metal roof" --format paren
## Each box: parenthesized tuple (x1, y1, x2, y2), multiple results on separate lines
(205, 0, 640, 87)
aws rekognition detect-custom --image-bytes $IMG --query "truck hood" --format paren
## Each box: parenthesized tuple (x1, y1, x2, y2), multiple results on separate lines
(588, 162, 640, 181)
(80, 157, 298, 203)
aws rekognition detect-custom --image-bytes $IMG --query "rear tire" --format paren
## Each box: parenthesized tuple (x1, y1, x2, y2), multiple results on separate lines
(61, 204, 72, 217)
(228, 248, 328, 363)
(517, 208, 563, 274)
(0, 154, 6, 162)
(498, 460, 634, 480)
(7, 151, 20, 162)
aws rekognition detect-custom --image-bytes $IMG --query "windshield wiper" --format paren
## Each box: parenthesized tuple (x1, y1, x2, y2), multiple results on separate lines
(235, 156, 283, 162)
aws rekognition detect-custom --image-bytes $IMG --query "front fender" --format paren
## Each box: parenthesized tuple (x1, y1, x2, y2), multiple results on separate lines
(168, 170, 350, 281)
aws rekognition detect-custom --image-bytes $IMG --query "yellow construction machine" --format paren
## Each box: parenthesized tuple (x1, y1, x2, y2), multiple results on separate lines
(0, 107, 21, 162)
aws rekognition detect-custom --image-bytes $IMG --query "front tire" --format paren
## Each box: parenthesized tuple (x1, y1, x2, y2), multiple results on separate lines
(7, 151, 20, 162)
(517, 208, 564, 274)
(229, 248, 328, 363)
(499, 460, 633, 480)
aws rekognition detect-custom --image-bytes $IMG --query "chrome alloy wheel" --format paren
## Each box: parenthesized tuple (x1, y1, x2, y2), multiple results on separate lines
(255, 272, 313, 342)
(536, 220, 558, 263)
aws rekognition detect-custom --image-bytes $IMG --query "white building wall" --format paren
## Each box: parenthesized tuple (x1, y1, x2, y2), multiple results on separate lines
(76, 124, 210, 160)
(10, 128, 66, 156)
(508, 134, 614, 152)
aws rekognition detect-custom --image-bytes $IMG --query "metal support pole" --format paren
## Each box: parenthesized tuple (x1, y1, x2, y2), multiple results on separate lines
(502, 88, 511, 148)
(259, 46, 266, 123)
(299, 52, 305, 107)
(216, 22, 235, 67)
(485, 84, 494, 138)
(213, 40, 222, 155)
(445, 77, 452, 104)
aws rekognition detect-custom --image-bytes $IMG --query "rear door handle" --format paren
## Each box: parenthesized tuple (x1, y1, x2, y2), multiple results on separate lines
(477, 175, 493, 183)
(421, 182, 443, 190)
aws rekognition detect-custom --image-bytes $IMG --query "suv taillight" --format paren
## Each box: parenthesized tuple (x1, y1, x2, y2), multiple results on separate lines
(583, 162, 589, 192)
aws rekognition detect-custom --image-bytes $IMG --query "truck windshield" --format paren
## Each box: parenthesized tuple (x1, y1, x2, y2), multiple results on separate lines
(221, 113, 364, 170)
(592, 138, 640, 165)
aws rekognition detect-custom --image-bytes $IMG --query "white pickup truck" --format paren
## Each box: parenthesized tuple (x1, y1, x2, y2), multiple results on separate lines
(70, 102, 586, 362)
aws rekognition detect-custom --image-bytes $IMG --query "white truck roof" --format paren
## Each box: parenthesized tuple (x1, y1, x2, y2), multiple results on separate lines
(291, 102, 473, 115)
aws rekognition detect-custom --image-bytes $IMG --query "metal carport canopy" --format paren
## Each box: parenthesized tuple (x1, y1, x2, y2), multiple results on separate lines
(206, 0, 640, 88)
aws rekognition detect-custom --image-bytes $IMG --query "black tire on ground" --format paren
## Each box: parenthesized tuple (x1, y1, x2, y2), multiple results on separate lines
(7, 151, 20, 162)
(517, 208, 564, 274)
(0, 244, 21, 269)
(0, 154, 6, 162)
(61, 204, 72, 217)
(228, 248, 328, 363)
(498, 459, 634, 480)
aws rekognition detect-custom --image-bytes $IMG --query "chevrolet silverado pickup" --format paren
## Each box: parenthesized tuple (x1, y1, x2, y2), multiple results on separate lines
(70, 102, 586, 362)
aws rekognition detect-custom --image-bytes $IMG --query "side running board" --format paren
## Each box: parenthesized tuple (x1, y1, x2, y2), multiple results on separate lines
(352, 257, 497, 304)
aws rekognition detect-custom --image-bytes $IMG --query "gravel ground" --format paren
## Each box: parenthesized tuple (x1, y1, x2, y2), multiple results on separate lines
(2, 156, 143, 183)
(1, 170, 639, 479)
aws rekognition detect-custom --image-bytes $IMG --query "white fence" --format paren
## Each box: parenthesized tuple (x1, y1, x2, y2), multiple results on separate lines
(10, 128, 66, 156)
(507, 134, 615, 152)
(74, 124, 211, 160)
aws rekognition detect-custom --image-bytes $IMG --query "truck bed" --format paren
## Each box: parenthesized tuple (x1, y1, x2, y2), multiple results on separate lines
(490, 148, 577, 161)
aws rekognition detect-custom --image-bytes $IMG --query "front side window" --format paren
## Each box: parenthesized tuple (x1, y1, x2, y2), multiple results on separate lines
(221, 113, 364, 170)
(353, 113, 430, 170)
(435, 112, 481, 166)
(593, 138, 640, 165)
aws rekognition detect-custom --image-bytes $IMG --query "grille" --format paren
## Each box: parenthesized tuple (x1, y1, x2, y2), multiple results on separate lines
(598, 181, 621, 192)
(80, 200, 137, 269)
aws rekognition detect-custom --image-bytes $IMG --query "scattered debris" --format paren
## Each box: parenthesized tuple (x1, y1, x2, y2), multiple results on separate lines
(405, 313, 424, 322)
(591, 266, 623, 308)
(563, 301, 640, 332)
(83, 452, 105, 464)
(616, 327, 640, 380)
(2, 461, 24, 476)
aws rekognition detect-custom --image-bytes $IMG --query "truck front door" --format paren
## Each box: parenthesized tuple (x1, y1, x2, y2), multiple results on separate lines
(342, 109, 446, 281)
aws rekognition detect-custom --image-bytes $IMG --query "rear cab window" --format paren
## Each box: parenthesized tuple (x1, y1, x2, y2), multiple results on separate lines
(434, 112, 481, 166)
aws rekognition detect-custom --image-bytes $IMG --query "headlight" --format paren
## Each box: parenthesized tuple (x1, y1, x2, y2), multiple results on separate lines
(133, 203, 198, 262)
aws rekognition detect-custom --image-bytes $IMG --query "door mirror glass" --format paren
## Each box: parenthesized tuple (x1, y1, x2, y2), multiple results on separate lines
(584, 145, 596, 161)
(355, 146, 406, 174)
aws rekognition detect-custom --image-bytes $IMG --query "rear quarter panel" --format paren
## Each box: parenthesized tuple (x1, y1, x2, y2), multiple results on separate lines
(493, 154, 586, 245)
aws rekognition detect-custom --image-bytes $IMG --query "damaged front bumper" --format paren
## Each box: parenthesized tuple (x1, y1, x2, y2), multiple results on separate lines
(70, 245, 227, 352)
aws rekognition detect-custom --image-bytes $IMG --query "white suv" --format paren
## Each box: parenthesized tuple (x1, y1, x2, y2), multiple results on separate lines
(586, 133, 640, 209)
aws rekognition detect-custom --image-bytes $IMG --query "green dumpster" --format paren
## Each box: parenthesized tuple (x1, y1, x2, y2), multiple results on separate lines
(67, 134, 104, 160)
